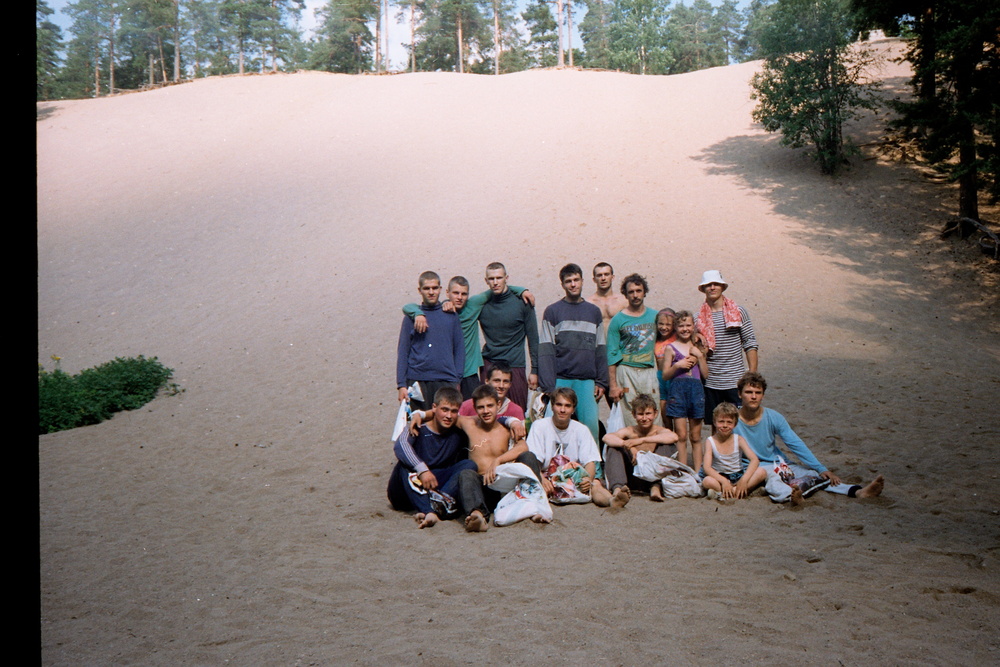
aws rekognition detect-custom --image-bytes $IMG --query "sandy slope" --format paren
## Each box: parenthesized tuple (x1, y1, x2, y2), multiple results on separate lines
(39, 41, 999, 664)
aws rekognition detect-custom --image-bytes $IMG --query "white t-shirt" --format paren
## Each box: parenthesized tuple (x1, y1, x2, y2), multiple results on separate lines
(527, 418, 601, 469)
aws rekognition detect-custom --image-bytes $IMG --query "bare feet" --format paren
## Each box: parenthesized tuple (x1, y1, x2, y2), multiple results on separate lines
(612, 486, 631, 509)
(415, 512, 440, 529)
(857, 475, 884, 498)
(590, 479, 613, 507)
(789, 488, 804, 506)
(464, 510, 489, 532)
(530, 514, 551, 524)
(650, 485, 664, 502)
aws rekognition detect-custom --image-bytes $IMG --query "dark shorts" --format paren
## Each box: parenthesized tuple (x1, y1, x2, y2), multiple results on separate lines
(407, 379, 460, 412)
(704, 386, 740, 426)
(460, 374, 481, 401)
(698, 466, 746, 484)
(666, 377, 705, 420)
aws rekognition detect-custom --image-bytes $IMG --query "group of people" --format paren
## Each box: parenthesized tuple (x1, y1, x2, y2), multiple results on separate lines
(390, 262, 884, 531)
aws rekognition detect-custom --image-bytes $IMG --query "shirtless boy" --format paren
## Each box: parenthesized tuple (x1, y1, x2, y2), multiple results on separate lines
(411, 384, 545, 529)
(602, 394, 680, 502)
(587, 262, 628, 327)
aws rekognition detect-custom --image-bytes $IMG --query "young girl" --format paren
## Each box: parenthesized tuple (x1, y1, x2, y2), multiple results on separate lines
(662, 310, 707, 470)
(701, 403, 766, 499)
(653, 308, 676, 428)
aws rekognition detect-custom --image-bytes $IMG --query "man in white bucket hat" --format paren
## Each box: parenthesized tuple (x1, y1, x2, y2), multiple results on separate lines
(694, 269, 758, 426)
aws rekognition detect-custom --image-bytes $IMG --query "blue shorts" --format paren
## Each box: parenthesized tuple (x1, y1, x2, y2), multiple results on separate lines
(666, 377, 705, 420)
(657, 369, 672, 404)
(698, 466, 746, 483)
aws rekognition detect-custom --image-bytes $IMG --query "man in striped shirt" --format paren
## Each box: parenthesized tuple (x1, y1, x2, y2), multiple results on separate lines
(694, 270, 758, 427)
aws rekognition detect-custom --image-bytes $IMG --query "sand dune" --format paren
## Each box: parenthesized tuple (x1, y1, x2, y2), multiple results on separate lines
(39, 41, 1000, 664)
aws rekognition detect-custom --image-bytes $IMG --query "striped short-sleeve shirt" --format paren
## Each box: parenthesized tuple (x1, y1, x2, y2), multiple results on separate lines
(697, 306, 757, 390)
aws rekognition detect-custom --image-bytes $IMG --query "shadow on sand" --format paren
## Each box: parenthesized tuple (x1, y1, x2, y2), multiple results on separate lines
(692, 76, 999, 552)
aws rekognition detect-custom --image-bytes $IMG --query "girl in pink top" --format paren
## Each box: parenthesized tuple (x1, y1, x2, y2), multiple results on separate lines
(654, 308, 676, 427)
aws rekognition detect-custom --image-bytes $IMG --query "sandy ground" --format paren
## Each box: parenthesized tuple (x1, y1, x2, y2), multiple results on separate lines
(39, 40, 1000, 664)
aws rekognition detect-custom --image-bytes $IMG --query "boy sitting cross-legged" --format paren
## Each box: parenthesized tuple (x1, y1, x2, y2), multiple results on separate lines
(701, 402, 766, 500)
(602, 393, 680, 502)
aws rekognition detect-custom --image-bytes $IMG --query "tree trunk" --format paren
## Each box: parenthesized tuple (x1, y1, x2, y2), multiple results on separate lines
(493, 0, 500, 75)
(193, 36, 200, 78)
(555, 0, 565, 67)
(95, 57, 101, 97)
(159, 35, 168, 82)
(410, 0, 416, 72)
(272, 0, 278, 72)
(566, 0, 573, 67)
(384, 0, 390, 71)
(108, 14, 116, 93)
(173, 0, 181, 81)
(955, 53, 979, 220)
(457, 13, 464, 73)
(149, 52, 155, 85)
(600, 0, 608, 67)
(919, 5, 936, 102)
(375, 5, 382, 72)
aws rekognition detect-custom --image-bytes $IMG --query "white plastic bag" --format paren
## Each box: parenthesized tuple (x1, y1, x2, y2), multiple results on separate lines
(489, 462, 553, 525)
(633, 450, 704, 498)
(488, 463, 539, 493)
(391, 400, 409, 442)
(526, 389, 547, 425)
(632, 449, 672, 481)
(607, 402, 625, 434)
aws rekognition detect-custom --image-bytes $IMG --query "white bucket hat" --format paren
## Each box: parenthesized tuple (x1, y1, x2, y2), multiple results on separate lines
(698, 269, 729, 292)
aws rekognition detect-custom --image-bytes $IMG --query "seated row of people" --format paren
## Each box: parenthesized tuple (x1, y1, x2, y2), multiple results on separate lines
(387, 369, 885, 531)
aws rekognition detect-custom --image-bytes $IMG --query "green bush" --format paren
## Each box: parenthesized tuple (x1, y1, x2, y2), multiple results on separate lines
(38, 356, 176, 434)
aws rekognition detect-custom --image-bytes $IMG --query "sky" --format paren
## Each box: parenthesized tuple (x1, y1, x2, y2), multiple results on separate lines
(43, 0, 750, 73)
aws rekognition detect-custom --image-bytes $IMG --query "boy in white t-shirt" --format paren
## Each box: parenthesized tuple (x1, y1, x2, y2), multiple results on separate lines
(526, 387, 626, 508)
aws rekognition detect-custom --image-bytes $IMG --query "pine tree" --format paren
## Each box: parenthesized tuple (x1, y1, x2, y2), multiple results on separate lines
(577, 0, 610, 68)
(63, 0, 124, 96)
(37, 0, 64, 100)
(117, 0, 180, 88)
(606, 0, 671, 75)
(219, 0, 269, 73)
(667, 0, 726, 74)
(309, 0, 376, 73)
(487, 0, 522, 74)
(854, 0, 1000, 219)
(183, 0, 235, 77)
(523, 0, 558, 67)
(413, 0, 487, 72)
(713, 0, 744, 64)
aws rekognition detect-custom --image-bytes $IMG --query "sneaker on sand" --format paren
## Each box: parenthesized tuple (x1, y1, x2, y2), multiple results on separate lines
(792, 476, 831, 498)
